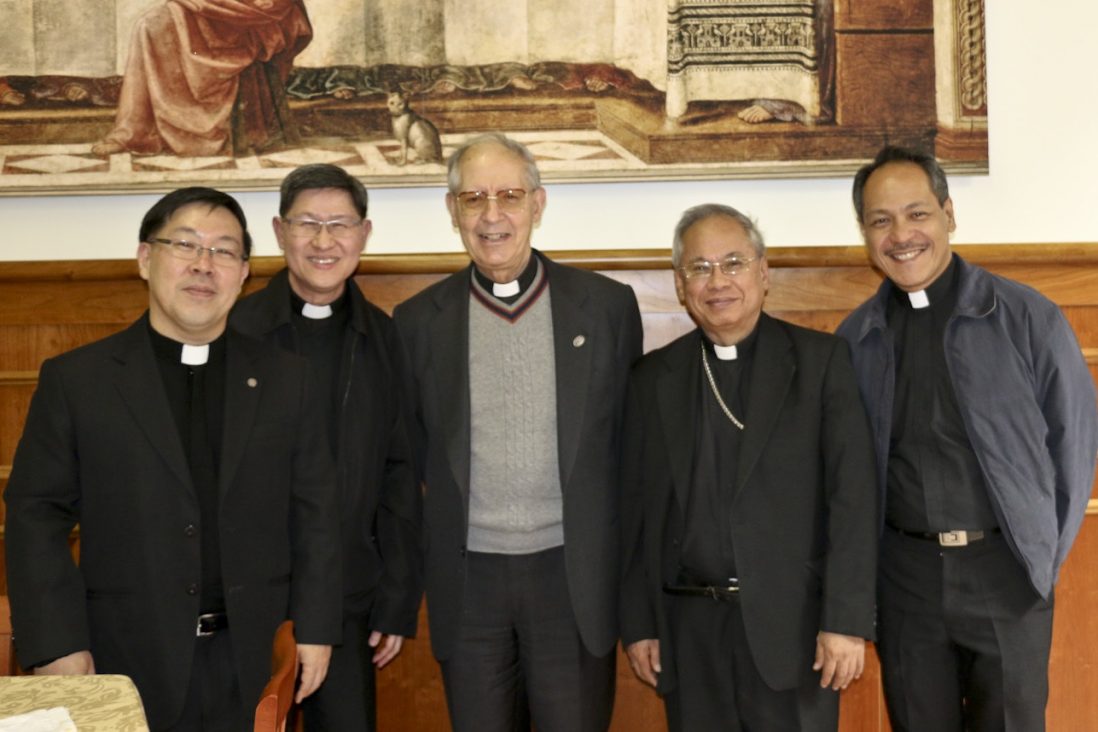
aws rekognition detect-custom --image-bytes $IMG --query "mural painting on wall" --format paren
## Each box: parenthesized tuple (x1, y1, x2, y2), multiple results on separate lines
(0, 0, 987, 194)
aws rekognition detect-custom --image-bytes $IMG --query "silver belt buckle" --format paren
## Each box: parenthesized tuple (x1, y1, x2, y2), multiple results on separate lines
(938, 530, 969, 547)
(196, 613, 217, 637)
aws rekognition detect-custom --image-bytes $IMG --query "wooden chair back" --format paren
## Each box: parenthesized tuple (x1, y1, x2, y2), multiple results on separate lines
(253, 620, 297, 732)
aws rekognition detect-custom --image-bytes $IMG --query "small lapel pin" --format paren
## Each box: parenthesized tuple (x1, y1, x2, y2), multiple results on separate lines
(572, 335, 586, 348)
(246, 378, 258, 388)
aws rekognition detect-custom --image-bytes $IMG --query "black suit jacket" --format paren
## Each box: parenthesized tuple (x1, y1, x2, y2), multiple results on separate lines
(231, 269, 423, 635)
(4, 316, 342, 729)
(620, 315, 878, 692)
(392, 254, 643, 660)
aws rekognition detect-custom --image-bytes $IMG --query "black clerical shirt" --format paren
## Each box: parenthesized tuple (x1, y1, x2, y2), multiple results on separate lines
(680, 328, 758, 581)
(290, 289, 350, 457)
(150, 325, 226, 614)
(885, 256, 998, 532)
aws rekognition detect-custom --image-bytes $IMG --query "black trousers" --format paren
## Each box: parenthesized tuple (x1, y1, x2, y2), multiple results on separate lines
(166, 630, 245, 732)
(878, 528, 1053, 732)
(663, 592, 838, 732)
(439, 547, 615, 732)
(301, 607, 377, 731)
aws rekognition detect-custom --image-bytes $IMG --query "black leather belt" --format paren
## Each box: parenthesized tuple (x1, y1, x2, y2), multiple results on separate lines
(887, 523, 1001, 547)
(196, 612, 229, 637)
(664, 574, 740, 601)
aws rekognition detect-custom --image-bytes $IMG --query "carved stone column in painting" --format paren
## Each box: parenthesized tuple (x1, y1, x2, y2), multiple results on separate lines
(666, 0, 687, 120)
(933, 0, 987, 162)
(665, 0, 828, 123)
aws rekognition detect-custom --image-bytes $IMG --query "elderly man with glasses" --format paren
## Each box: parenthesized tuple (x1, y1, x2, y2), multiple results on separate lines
(5, 187, 341, 731)
(392, 133, 642, 732)
(619, 203, 878, 731)
(231, 163, 423, 731)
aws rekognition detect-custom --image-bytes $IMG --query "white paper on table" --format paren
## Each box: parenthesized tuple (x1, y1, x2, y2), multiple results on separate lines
(0, 707, 78, 731)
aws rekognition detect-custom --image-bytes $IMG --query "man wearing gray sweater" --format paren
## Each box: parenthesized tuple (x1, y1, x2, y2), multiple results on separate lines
(393, 133, 643, 732)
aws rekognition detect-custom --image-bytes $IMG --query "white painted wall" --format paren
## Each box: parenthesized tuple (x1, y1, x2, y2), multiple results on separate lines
(1, 2, 1094, 262)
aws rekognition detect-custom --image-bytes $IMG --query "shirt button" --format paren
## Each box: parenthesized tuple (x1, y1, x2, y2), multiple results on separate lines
(186, 583, 199, 596)
(184, 525, 197, 537)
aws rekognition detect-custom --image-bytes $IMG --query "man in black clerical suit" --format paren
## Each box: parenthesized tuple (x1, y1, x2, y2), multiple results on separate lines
(837, 146, 1098, 731)
(5, 187, 341, 731)
(620, 204, 878, 731)
(393, 133, 643, 732)
(232, 164, 422, 731)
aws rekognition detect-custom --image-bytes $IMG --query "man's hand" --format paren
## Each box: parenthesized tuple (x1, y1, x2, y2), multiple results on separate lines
(295, 643, 332, 703)
(368, 631, 404, 669)
(813, 632, 865, 690)
(625, 639, 661, 688)
(34, 650, 95, 676)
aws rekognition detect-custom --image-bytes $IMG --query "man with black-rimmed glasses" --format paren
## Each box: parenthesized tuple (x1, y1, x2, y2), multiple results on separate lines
(233, 164, 422, 732)
(5, 187, 341, 731)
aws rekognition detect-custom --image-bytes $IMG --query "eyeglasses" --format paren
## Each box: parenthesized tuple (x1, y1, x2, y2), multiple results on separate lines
(454, 189, 528, 215)
(281, 217, 365, 241)
(147, 238, 248, 266)
(678, 255, 758, 280)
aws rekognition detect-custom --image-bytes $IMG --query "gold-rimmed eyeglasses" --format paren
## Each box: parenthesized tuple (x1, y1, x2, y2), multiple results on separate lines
(454, 188, 528, 215)
(147, 238, 248, 267)
(281, 217, 365, 241)
(678, 255, 758, 280)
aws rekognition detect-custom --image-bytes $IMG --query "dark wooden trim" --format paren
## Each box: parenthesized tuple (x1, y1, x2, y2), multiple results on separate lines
(2, 243, 1096, 282)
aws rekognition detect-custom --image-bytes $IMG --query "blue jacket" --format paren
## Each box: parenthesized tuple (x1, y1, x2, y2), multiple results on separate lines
(837, 255, 1097, 599)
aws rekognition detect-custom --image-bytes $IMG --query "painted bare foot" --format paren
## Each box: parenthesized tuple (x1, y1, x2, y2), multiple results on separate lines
(738, 104, 775, 124)
(91, 139, 125, 155)
(584, 77, 610, 93)
(510, 75, 537, 91)
(332, 87, 354, 100)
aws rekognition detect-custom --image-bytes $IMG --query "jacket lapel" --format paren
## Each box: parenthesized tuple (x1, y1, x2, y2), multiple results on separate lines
(547, 260, 595, 489)
(658, 331, 702, 513)
(735, 314, 794, 493)
(432, 268, 472, 498)
(219, 331, 263, 497)
(112, 318, 193, 493)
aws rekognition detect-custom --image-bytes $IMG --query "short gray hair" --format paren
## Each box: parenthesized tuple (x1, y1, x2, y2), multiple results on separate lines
(446, 133, 541, 194)
(672, 204, 766, 267)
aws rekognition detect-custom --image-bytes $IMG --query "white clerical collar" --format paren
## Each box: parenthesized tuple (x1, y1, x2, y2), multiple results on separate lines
(181, 343, 209, 366)
(907, 289, 930, 309)
(301, 302, 333, 320)
(713, 343, 738, 361)
(493, 280, 520, 298)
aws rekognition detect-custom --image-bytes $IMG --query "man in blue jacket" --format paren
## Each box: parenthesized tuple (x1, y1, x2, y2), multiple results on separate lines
(837, 146, 1098, 731)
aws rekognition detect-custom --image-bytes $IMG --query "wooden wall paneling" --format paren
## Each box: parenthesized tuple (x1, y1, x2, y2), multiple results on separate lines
(1, 246, 1096, 732)
(1048, 515, 1098, 731)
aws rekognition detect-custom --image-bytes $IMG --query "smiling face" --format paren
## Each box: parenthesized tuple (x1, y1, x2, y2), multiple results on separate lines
(273, 187, 371, 305)
(860, 161, 956, 292)
(138, 202, 249, 344)
(674, 214, 769, 346)
(446, 142, 545, 283)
